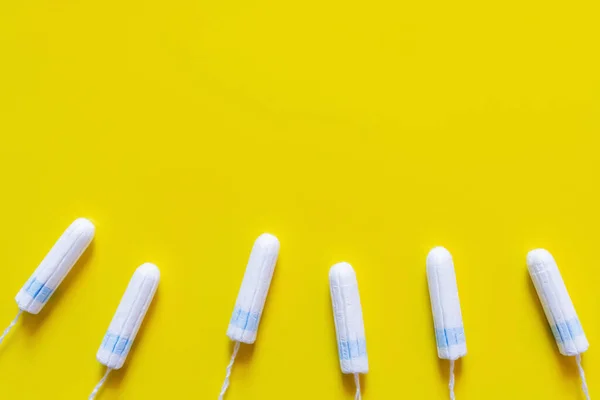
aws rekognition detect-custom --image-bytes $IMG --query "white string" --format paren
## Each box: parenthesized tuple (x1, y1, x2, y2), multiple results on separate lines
(354, 373, 361, 400)
(88, 368, 112, 400)
(218, 341, 241, 400)
(449, 359, 456, 400)
(0, 310, 23, 346)
(576, 354, 591, 400)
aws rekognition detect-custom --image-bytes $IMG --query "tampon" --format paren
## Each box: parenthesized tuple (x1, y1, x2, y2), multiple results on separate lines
(329, 262, 368, 400)
(527, 249, 590, 399)
(218, 233, 280, 400)
(89, 263, 160, 399)
(0, 218, 95, 346)
(426, 247, 466, 400)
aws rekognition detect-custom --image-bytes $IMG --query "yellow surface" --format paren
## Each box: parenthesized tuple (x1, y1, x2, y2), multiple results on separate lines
(0, 0, 599, 399)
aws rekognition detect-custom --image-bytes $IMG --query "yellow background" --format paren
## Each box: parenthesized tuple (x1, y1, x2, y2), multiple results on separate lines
(0, 0, 599, 398)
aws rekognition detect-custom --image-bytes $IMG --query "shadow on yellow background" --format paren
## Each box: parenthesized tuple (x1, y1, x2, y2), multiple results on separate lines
(0, 0, 599, 398)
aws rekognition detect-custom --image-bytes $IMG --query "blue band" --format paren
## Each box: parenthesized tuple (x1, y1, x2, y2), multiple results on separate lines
(338, 338, 367, 360)
(24, 278, 54, 304)
(229, 307, 261, 332)
(435, 327, 466, 348)
(101, 332, 132, 356)
(551, 318, 583, 344)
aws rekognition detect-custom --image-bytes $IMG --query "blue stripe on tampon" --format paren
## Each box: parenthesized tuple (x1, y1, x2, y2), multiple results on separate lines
(101, 332, 132, 356)
(435, 327, 466, 348)
(24, 278, 54, 304)
(24, 277, 35, 291)
(551, 318, 584, 344)
(25, 279, 44, 298)
(36, 286, 53, 303)
(229, 307, 261, 332)
(338, 338, 367, 360)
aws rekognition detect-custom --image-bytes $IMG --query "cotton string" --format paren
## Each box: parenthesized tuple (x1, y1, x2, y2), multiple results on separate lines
(88, 368, 112, 400)
(354, 373, 361, 400)
(0, 310, 23, 346)
(218, 341, 241, 400)
(449, 360, 456, 400)
(576, 354, 591, 400)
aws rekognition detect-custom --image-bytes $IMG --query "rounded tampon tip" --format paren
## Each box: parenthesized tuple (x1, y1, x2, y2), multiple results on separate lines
(527, 248, 554, 266)
(254, 233, 280, 251)
(73, 217, 95, 235)
(426, 246, 453, 268)
(73, 217, 95, 228)
(329, 262, 356, 282)
(136, 263, 160, 281)
(527, 248, 555, 274)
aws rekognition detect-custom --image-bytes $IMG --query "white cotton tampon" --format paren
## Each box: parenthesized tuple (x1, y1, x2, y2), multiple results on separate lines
(527, 249, 590, 399)
(227, 233, 280, 344)
(0, 218, 95, 347)
(97, 263, 160, 369)
(89, 263, 160, 399)
(426, 247, 466, 400)
(329, 262, 368, 400)
(527, 249, 588, 355)
(426, 247, 467, 360)
(329, 262, 369, 373)
(16, 218, 95, 314)
(218, 233, 280, 400)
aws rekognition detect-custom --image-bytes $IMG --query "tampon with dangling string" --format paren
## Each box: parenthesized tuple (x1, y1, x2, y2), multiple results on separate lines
(88, 263, 160, 399)
(426, 247, 467, 400)
(218, 233, 280, 400)
(329, 262, 368, 400)
(0, 218, 94, 347)
(528, 249, 590, 400)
